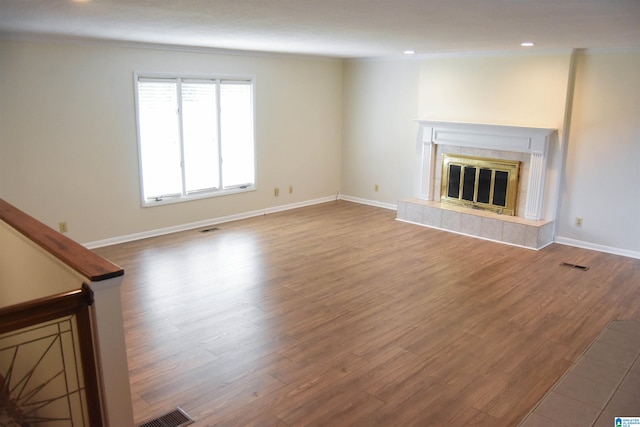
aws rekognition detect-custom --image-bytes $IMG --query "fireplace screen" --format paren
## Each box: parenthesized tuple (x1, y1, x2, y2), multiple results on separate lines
(441, 154, 520, 215)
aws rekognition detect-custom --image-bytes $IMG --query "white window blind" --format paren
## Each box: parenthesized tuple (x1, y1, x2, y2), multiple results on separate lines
(135, 76, 255, 204)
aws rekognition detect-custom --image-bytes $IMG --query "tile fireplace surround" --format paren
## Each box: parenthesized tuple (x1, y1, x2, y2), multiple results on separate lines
(397, 121, 559, 250)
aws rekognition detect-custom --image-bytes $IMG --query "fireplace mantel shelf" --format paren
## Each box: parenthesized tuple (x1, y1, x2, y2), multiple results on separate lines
(415, 120, 556, 155)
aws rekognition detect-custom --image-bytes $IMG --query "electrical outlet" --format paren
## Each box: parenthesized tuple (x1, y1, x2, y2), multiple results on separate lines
(374, 184, 379, 192)
(575, 217, 583, 227)
(274, 187, 280, 197)
(289, 185, 293, 194)
(59, 221, 68, 233)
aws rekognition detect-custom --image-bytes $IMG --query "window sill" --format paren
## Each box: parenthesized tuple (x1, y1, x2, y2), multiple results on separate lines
(142, 185, 256, 207)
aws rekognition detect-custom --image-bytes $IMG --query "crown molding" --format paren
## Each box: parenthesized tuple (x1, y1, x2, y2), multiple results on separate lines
(0, 31, 343, 63)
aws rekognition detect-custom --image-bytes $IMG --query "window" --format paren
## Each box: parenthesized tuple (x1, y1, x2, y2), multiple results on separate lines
(135, 75, 255, 205)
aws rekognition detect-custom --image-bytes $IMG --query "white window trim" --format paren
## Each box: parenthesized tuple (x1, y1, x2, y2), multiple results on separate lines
(134, 72, 258, 207)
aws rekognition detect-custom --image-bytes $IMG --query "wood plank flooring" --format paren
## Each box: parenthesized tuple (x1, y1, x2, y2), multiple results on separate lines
(93, 201, 640, 426)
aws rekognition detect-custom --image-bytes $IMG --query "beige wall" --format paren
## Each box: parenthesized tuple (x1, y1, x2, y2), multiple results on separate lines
(0, 39, 343, 243)
(342, 52, 571, 213)
(418, 52, 572, 222)
(0, 222, 84, 306)
(417, 53, 571, 128)
(557, 50, 640, 252)
(341, 59, 421, 203)
(342, 50, 639, 255)
(1, 37, 638, 255)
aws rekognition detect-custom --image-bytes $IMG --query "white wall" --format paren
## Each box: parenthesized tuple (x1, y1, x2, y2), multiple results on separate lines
(0, 38, 343, 244)
(556, 50, 640, 254)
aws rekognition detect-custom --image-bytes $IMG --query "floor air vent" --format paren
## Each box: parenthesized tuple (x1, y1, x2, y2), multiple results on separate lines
(138, 408, 194, 427)
(560, 262, 589, 271)
(199, 227, 219, 233)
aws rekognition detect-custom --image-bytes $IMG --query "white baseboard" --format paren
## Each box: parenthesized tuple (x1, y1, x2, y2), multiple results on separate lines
(555, 236, 640, 260)
(83, 196, 336, 249)
(338, 194, 397, 211)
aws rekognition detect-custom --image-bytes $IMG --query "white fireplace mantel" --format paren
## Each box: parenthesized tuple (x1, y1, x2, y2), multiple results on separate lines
(417, 121, 557, 221)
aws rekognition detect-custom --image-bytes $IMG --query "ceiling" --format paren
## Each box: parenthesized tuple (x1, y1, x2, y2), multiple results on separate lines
(0, 0, 639, 58)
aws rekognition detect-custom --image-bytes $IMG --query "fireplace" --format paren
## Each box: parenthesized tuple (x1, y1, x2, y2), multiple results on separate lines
(397, 121, 560, 250)
(441, 154, 520, 216)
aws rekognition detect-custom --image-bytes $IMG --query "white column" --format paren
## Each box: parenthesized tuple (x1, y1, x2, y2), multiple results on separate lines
(419, 127, 436, 200)
(89, 277, 134, 427)
(525, 152, 547, 220)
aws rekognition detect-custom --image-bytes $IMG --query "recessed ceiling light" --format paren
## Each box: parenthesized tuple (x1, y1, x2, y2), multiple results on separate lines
(404, 50, 416, 55)
(521, 42, 535, 47)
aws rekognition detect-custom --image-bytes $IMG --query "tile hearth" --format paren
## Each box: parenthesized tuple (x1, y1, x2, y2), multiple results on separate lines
(397, 198, 554, 250)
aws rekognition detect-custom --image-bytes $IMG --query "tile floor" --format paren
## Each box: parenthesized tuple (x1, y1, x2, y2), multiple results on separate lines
(519, 320, 640, 427)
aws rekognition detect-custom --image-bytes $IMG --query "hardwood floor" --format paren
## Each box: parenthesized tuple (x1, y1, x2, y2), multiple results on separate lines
(94, 201, 640, 426)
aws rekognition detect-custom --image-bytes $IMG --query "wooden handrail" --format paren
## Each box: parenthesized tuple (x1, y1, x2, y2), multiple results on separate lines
(0, 198, 123, 281)
(0, 284, 93, 334)
(0, 284, 103, 427)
